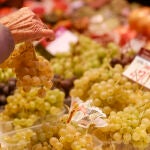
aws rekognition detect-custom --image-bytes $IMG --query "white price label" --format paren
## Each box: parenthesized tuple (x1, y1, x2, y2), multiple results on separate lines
(123, 56, 150, 89)
(46, 29, 78, 55)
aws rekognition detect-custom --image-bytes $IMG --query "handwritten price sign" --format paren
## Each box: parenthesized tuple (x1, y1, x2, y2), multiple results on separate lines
(123, 56, 150, 89)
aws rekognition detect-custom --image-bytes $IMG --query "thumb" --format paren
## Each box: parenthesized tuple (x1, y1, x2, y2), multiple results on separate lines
(0, 24, 15, 64)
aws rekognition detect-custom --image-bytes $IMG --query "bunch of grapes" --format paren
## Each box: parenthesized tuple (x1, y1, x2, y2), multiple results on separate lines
(93, 102, 150, 149)
(0, 87, 65, 129)
(70, 64, 150, 114)
(0, 42, 53, 95)
(51, 35, 120, 79)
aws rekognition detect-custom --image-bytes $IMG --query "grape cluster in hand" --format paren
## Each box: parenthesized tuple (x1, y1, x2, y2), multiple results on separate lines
(0, 42, 53, 95)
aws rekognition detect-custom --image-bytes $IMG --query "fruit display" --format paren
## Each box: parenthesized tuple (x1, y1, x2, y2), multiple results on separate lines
(0, 117, 100, 150)
(70, 63, 150, 149)
(1, 111, 150, 150)
(1, 0, 150, 150)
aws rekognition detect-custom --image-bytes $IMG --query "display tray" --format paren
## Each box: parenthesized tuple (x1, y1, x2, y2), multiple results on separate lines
(0, 107, 65, 134)
(0, 124, 40, 150)
(0, 126, 149, 150)
(94, 142, 150, 150)
(0, 121, 14, 135)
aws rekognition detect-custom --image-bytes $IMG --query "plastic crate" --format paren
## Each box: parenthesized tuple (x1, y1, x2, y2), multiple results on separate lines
(0, 126, 38, 150)
(93, 139, 150, 150)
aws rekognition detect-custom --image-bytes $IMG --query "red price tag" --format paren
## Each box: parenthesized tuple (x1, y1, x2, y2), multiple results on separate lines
(123, 56, 150, 89)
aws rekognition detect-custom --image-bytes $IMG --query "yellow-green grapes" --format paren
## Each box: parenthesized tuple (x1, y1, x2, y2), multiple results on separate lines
(71, 64, 150, 114)
(0, 87, 65, 129)
(51, 35, 120, 79)
(93, 102, 150, 150)
(0, 68, 15, 82)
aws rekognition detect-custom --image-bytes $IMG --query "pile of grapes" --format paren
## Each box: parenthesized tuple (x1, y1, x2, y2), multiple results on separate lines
(93, 102, 150, 149)
(1, 111, 150, 150)
(50, 34, 136, 100)
(70, 64, 150, 149)
(51, 35, 120, 79)
(0, 87, 65, 129)
(71, 64, 150, 114)
(0, 115, 101, 150)
(30, 120, 96, 150)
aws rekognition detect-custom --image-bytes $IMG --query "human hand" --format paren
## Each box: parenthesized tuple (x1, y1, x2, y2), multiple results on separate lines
(0, 7, 54, 44)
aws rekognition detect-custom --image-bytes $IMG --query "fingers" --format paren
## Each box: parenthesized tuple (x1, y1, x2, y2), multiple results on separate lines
(0, 7, 55, 44)
(12, 29, 54, 44)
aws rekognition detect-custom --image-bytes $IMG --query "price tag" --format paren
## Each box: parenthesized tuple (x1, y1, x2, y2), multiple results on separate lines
(123, 48, 150, 89)
(46, 28, 78, 55)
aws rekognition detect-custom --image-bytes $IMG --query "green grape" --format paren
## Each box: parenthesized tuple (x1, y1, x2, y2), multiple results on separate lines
(51, 35, 120, 79)
(71, 64, 150, 114)
(0, 87, 65, 129)
(0, 68, 15, 82)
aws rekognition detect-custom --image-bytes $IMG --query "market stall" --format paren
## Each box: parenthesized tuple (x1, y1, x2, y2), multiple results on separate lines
(0, 0, 150, 150)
